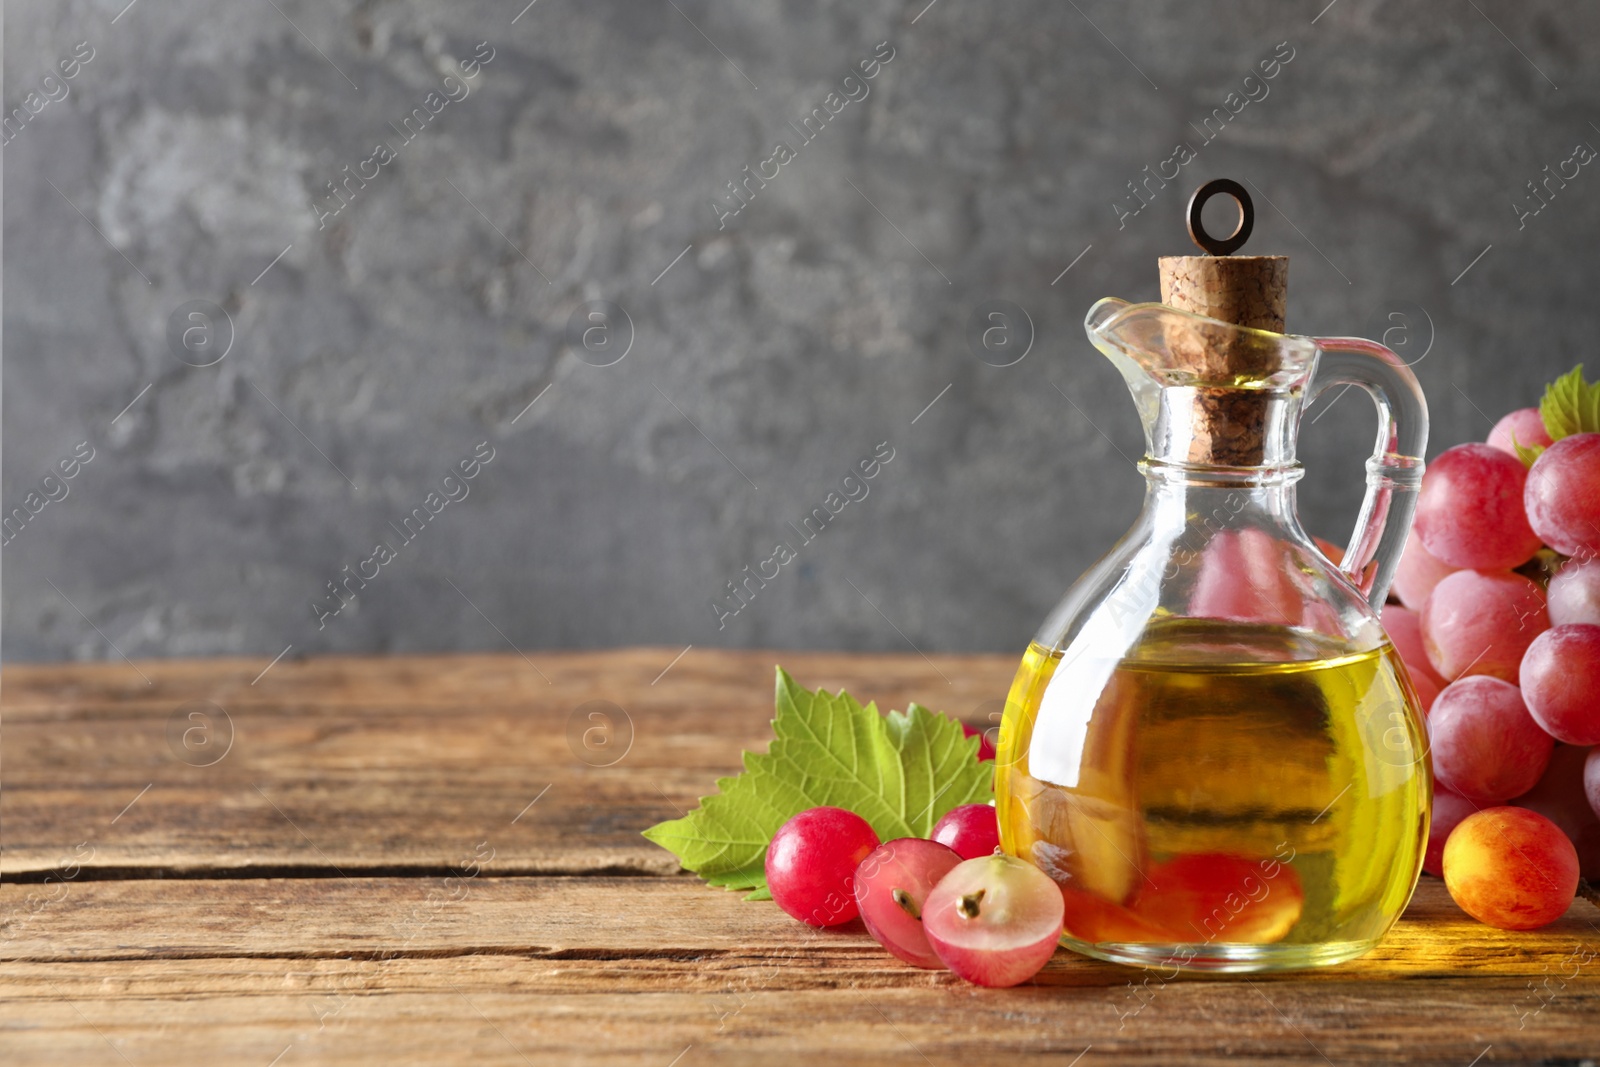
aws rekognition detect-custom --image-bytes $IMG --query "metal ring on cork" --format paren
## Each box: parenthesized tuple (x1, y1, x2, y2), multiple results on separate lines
(1186, 178, 1254, 256)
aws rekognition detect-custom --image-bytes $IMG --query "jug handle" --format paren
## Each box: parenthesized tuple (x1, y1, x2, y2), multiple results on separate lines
(1307, 337, 1429, 607)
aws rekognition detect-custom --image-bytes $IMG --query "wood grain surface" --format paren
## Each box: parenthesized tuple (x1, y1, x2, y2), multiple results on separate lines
(3, 650, 1598, 1065)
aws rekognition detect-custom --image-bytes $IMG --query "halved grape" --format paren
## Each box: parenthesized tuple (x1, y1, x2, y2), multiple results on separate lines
(1549, 557, 1600, 626)
(1429, 676, 1553, 803)
(923, 854, 1064, 988)
(1425, 787, 1478, 877)
(1415, 443, 1542, 569)
(930, 803, 1001, 860)
(853, 838, 962, 968)
(1443, 807, 1578, 931)
(1526, 433, 1600, 559)
(1421, 569, 1547, 683)
(1486, 406, 1552, 457)
(1522, 624, 1600, 744)
(765, 806, 880, 927)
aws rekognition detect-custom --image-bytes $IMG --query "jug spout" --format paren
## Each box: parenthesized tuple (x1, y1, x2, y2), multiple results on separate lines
(1085, 297, 1321, 470)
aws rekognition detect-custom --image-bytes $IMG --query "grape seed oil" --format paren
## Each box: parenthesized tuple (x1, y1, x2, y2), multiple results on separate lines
(995, 618, 1430, 971)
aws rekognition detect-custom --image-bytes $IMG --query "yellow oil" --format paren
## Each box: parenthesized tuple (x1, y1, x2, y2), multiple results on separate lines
(995, 617, 1429, 971)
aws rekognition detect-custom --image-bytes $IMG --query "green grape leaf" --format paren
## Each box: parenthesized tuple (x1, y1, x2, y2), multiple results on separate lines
(641, 668, 993, 896)
(1511, 431, 1545, 468)
(1539, 364, 1600, 442)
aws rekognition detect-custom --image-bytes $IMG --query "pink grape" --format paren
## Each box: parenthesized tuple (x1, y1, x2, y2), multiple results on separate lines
(1391, 530, 1460, 612)
(1587, 747, 1600, 823)
(1382, 603, 1446, 691)
(1513, 743, 1600, 879)
(1549, 557, 1600, 626)
(853, 838, 963, 968)
(1190, 528, 1300, 625)
(1415, 443, 1543, 569)
(1138, 852, 1304, 943)
(1312, 536, 1345, 566)
(765, 807, 880, 927)
(1421, 570, 1548, 683)
(1521, 624, 1600, 744)
(923, 854, 1064, 988)
(1409, 671, 1441, 716)
(1424, 787, 1477, 877)
(961, 723, 997, 762)
(1429, 676, 1553, 803)
(1526, 433, 1600, 559)
(1443, 807, 1578, 931)
(1486, 407, 1553, 457)
(931, 803, 1002, 860)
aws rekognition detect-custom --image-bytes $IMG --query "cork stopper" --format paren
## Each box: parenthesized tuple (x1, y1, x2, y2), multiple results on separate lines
(1155, 180, 1289, 466)
(1158, 255, 1288, 335)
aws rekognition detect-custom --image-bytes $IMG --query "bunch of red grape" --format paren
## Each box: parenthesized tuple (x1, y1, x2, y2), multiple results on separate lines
(764, 801, 1066, 987)
(1385, 399, 1600, 930)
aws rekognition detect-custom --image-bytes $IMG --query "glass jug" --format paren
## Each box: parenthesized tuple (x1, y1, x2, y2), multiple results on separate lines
(994, 296, 1431, 972)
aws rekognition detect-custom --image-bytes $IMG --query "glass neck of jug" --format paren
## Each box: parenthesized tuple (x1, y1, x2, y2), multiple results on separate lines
(1137, 463, 1311, 596)
(1086, 298, 1429, 606)
(1144, 386, 1304, 472)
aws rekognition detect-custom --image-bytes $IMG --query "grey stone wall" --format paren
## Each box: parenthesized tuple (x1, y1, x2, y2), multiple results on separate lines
(5, 0, 1598, 662)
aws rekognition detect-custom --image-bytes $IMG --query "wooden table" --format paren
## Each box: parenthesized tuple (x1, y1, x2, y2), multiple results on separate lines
(3, 649, 1598, 1065)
